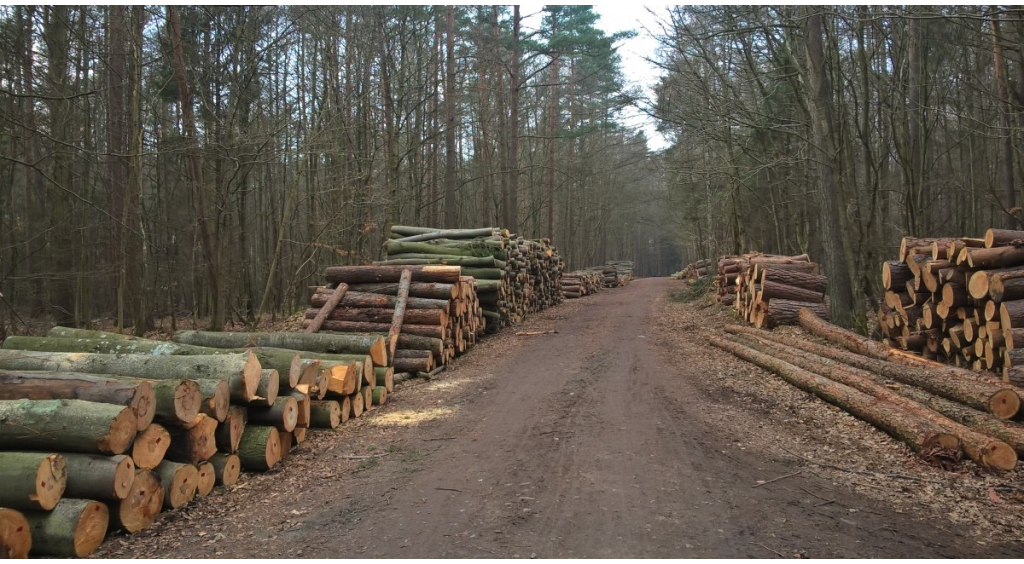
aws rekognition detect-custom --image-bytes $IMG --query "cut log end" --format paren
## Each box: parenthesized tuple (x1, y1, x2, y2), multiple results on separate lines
(36, 454, 68, 511)
(113, 455, 136, 500)
(173, 379, 202, 425)
(209, 453, 240, 486)
(195, 461, 216, 496)
(133, 424, 170, 470)
(243, 351, 262, 401)
(131, 380, 156, 431)
(982, 441, 1018, 471)
(113, 470, 163, 534)
(990, 389, 1022, 420)
(0, 508, 31, 558)
(158, 463, 198, 509)
(103, 406, 139, 455)
(72, 501, 109, 557)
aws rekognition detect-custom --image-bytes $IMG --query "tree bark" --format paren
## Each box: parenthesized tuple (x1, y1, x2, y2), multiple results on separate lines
(172, 331, 386, 364)
(236, 425, 281, 471)
(303, 307, 447, 326)
(342, 282, 458, 300)
(0, 398, 136, 455)
(247, 396, 298, 432)
(311, 289, 450, 311)
(324, 264, 462, 284)
(444, 5, 458, 229)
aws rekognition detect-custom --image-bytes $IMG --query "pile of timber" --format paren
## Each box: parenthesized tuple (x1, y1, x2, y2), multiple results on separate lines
(602, 260, 634, 287)
(379, 225, 564, 328)
(728, 253, 828, 328)
(712, 310, 1022, 473)
(878, 230, 1024, 384)
(673, 259, 712, 280)
(306, 264, 481, 368)
(0, 326, 399, 554)
(561, 270, 603, 298)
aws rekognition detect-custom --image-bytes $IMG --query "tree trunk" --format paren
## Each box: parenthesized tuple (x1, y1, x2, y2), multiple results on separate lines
(803, 7, 855, 328)
(22, 499, 108, 557)
(0, 452, 66, 510)
(311, 289, 449, 311)
(0, 370, 155, 431)
(324, 265, 462, 284)
(247, 396, 298, 432)
(61, 453, 134, 502)
(303, 307, 447, 326)
(131, 424, 169, 470)
(302, 320, 445, 340)
(342, 282, 457, 300)
(108, 469, 162, 533)
(172, 331, 386, 364)
(763, 300, 830, 328)
(0, 399, 136, 455)
(309, 400, 341, 429)
(444, 5, 458, 228)
(147, 379, 202, 425)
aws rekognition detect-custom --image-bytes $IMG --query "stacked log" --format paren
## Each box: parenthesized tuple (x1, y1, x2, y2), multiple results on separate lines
(601, 260, 634, 287)
(672, 259, 712, 280)
(726, 253, 828, 328)
(560, 270, 603, 298)
(876, 231, 1024, 382)
(379, 225, 564, 328)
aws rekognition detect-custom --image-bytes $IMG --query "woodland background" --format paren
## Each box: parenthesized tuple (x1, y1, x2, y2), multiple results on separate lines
(1, 6, 1023, 333)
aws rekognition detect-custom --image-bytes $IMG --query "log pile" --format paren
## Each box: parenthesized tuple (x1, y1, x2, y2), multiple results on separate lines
(378, 225, 564, 328)
(560, 270, 603, 299)
(723, 253, 828, 328)
(305, 264, 482, 367)
(0, 325, 398, 554)
(672, 259, 712, 280)
(712, 313, 1022, 473)
(602, 260, 634, 287)
(877, 231, 1024, 383)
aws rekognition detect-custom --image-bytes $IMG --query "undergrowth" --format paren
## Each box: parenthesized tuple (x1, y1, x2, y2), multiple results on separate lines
(670, 276, 714, 303)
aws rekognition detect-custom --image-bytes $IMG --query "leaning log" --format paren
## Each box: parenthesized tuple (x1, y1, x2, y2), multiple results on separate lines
(0, 399, 136, 455)
(22, 499, 109, 557)
(305, 282, 349, 334)
(0, 370, 155, 432)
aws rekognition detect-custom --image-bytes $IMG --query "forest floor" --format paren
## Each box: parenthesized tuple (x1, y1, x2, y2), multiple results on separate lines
(94, 278, 1024, 558)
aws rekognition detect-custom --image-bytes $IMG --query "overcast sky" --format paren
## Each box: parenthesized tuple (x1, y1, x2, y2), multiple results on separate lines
(519, 4, 673, 152)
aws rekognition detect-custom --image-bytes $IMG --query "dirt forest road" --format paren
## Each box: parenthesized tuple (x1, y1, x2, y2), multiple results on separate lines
(97, 277, 1024, 559)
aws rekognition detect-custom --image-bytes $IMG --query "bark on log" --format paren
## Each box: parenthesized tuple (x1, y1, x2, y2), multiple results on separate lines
(172, 332, 387, 367)
(131, 424, 169, 470)
(164, 414, 218, 464)
(985, 228, 1024, 247)
(154, 461, 197, 509)
(0, 370, 155, 431)
(305, 283, 349, 334)
(709, 337, 961, 457)
(342, 282, 457, 300)
(61, 453, 134, 501)
(756, 317, 1023, 419)
(0, 508, 31, 558)
(302, 307, 447, 326)
(215, 406, 246, 454)
(372, 386, 388, 406)
(246, 396, 298, 432)
(1, 334, 213, 355)
(302, 319, 445, 340)
(964, 245, 1024, 269)
(309, 400, 341, 429)
(290, 391, 311, 429)
(0, 399, 136, 455)
(758, 280, 824, 303)
(22, 499, 108, 557)
(375, 366, 395, 392)
(0, 452, 66, 510)
(0, 350, 261, 402)
(254, 369, 280, 407)
(236, 425, 281, 471)
(208, 453, 240, 486)
(393, 357, 432, 373)
(310, 290, 449, 311)
(734, 334, 1016, 470)
(999, 300, 1024, 330)
(759, 269, 827, 293)
(108, 469, 162, 533)
(763, 300, 830, 328)
(991, 276, 1024, 302)
(324, 265, 462, 284)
